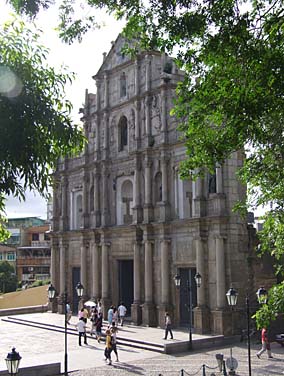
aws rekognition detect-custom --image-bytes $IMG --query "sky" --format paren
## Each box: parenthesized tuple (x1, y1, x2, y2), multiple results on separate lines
(1, 1, 124, 219)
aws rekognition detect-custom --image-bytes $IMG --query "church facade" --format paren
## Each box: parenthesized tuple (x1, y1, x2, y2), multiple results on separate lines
(50, 36, 251, 335)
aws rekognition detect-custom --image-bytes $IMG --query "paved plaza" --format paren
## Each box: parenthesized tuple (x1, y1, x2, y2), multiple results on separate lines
(0, 312, 283, 375)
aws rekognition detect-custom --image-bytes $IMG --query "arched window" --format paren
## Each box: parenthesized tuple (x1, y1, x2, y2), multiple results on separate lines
(118, 116, 128, 151)
(154, 172, 162, 203)
(120, 72, 127, 97)
(121, 180, 133, 224)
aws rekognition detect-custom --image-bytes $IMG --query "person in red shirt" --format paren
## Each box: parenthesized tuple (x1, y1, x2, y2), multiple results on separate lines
(256, 327, 273, 359)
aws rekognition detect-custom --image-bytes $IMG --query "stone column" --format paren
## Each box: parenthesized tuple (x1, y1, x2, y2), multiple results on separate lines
(159, 239, 171, 326)
(193, 175, 206, 217)
(82, 173, 89, 228)
(216, 165, 223, 193)
(96, 79, 101, 111)
(144, 157, 153, 223)
(160, 155, 170, 221)
(131, 241, 142, 324)
(94, 114, 100, 153)
(133, 157, 142, 223)
(58, 242, 66, 314)
(103, 72, 108, 109)
(145, 54, 151, 92)
(160, 80, 168, 144)
(145, 96, 151, 139)
(101, 165, 109, 227)
(142, 240, 156, 326)
(216, 236, 226, 308)
(134, 101, 140, 140)
(101, 242, 111, 318)
(50, 244, 58, 312)
(92, 241, 100, 300)
(80, 242, 88, 299)
(60, 176, 68, 231)
(134, 59, 139, 96)
(194, 237, 210, 334)
(94, 170, 101, 227)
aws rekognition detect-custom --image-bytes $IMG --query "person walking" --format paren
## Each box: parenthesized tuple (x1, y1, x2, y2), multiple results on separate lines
(107, 305, 114, 326)
(111, 325, 119, 362)
(112, 306, 119, 327)
(95, 311, 103, 343)
(104, 328, 113, 365)
(76, 317, 88, 346)
(257, 327, 273, 359)
(90, 307, 98, 337)
(163, 312, 173, 340)
(118, 302, 127, 326)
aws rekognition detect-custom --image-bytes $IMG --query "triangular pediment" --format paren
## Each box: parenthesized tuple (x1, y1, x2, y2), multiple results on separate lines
(95, 34, 133, 76)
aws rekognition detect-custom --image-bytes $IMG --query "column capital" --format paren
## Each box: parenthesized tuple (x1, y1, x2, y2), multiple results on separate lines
(160, 238, 171, 244)
(194, 236, 207, 242)
(215, 235, 227, 241)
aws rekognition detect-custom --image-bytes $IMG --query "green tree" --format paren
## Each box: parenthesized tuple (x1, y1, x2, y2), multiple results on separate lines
(8, 0, 284, 327)
(0, 261, 18, 293)
(0, 17, 85, 241)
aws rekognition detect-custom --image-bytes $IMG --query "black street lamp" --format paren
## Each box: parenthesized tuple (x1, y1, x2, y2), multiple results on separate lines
(48, 284, 84, 376)
(227, 287, 262, 376)
(256, 286, 268, 305)
(174, 272, 202, 350)
(5, 348, 21, 376)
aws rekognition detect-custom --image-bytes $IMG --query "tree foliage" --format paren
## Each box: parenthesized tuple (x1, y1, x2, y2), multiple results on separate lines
(0, 17, 85, 240)
(7, 0, 284, 327)
(0, 261, 18, 293)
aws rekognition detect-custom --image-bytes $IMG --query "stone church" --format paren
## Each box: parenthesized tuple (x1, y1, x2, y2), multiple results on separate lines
(50, 35, 253, 335)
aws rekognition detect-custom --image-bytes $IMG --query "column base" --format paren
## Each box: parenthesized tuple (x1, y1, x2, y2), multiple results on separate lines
(193, 197, 206, 217)
(132, 206, 143, 223)
(158, 202, 170, 222)
(49, 299, 58, 313)
(143, 205, 153, 223)
(193, 306, 211, 334)
(211, 309, 234, 335)
(142, 302, 156, 327)
(131, 302, 142, 325)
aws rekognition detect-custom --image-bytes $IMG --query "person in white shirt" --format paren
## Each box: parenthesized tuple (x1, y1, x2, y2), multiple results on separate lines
(118, 302, 127, 326)
(76, 317, 87, 346)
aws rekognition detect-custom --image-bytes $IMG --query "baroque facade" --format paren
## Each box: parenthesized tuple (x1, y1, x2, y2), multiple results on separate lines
(51, 36, 251, 335)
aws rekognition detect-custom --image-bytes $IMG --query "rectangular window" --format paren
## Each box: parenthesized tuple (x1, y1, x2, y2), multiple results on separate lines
(32, 233, 39, 241)
(0, 253, 3, 260)
(7, 252, 15, 261)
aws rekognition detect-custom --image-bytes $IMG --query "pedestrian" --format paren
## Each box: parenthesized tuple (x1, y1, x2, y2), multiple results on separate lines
(111, 325, 119, 362)
(257, 327, 273, 359)
(76, 317, 88, 346)
(90, 307, 97, 337)
(113, 306, 119, 327)
(95, 311, 103, 343)
(118, 302, 127, 326)
(66, 302, 72, 324)
(97, 301, 102, 314)
(104, 328, 113, 365)
(163, 312, 173, 340)
(107, 305, 114, 326)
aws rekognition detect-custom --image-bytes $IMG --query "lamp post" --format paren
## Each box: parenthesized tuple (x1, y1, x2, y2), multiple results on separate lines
(226, 286, 265, 376)
(47, 283, 84, 376)
(174, 272, 202, 349)
(256, 286, 268, 305)
(5, 348, 21, 376)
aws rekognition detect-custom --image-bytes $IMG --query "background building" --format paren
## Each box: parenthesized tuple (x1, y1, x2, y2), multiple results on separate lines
(51, 36, 256, 335)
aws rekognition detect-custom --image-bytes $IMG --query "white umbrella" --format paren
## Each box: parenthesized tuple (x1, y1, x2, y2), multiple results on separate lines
(84, 300, 96, 308)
